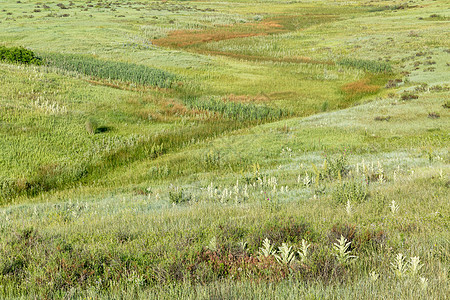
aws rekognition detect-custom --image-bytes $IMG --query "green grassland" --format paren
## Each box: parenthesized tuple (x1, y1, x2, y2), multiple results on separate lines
(0, 0, 449, 298)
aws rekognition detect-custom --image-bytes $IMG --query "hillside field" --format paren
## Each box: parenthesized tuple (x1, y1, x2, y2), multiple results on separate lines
(0, 0, 449, 298)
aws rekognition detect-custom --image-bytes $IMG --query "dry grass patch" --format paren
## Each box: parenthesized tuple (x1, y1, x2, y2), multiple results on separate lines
(341, 79, 380, 100)
(152, 19, 286, 48)
(222, 93, 271, 103)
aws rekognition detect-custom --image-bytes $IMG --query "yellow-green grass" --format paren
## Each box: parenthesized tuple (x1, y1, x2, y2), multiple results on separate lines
(0, 0, 449, 298)
(0, 0, 402, 115)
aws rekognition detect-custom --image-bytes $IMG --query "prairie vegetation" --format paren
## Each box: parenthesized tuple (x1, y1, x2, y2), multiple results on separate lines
(0, 46, 42, 65)
(0, 0, 448, 299)
(41, 53, 180, 88)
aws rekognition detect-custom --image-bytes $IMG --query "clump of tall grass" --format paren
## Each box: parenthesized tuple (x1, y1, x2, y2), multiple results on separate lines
(306, 154, 350, 187)
(182, 96, 290, 121)
(332, 181, 368, 204)
(0, 46, 42, 65)
(168, 185, 192, 205)
(337, 58, 392, 73)
(85, 118, 98, 135)
(41, 53, 179, 88)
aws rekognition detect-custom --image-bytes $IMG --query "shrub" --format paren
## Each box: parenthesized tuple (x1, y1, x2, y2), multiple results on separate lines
(328, 223, 357, 249)
(0, 46, 42, 65)
(427, 112, 440, 119)
(400, 92, 418, 100)
(303, 246, 348, 283)
(332, 181, 368, 204)
(328, 223, 386, 252)
(248, 217, 316, 252)
(374, 116, 391, 121)
(168, 187, 192, 204)
(341, 79, 380, 100)
(385, 78, 402, 88)
(326, 154, 350, 179)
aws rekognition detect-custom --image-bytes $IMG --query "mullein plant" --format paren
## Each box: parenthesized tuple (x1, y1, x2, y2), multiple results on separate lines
(391, 254, 425, 279)
(389, 200, 399, 215)
(207, 237, 218, 252)
(391, 253, 408, 278)
(345, 200, 353, 216)
(258, 238, 275, 259)
(274, 243, 296, 266)
(369, 271, 379, 282)
(333, 235, 357, 265)
(297, 239, 311, 263)
(409, 256, 423, 276)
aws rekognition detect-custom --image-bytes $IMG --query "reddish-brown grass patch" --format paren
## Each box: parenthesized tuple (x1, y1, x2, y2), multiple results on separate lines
(153, 30, 260, 48)
(341, 79, 380, 99)
(152, 15, 336, 65)
(222, 93, 271, 103)
(153, 19, 286, 48)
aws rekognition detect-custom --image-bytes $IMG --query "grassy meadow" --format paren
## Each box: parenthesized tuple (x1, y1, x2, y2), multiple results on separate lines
(0, 0, 448, 298)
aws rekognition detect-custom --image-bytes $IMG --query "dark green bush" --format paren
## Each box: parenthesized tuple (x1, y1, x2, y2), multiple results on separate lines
(0, 46, 42, 65)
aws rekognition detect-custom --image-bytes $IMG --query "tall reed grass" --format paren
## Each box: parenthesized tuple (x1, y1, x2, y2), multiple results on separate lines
(41, 53, 179, 88)
(337, 58, 392, 73)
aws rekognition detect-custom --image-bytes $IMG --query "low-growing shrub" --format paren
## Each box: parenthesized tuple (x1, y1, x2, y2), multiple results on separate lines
(385, 79, 402, 88)
(168, 187, 192, 204)
(332, 181, 368, 204)
(400, 92, 418, 100)
(356, 228, 387, 251)
(326, 154, 350, 179)
(328, 223, 386, 252)
(328, 223, 357, 250)
(374, 116, 391, 121)
(187, 246, 288, 283)
(341, 79, 380, 100)
(0, 46, 42, 65)
(428, 112, 440, 119)
(303, 246, 348, 283)
(248, 217, 316, 252)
